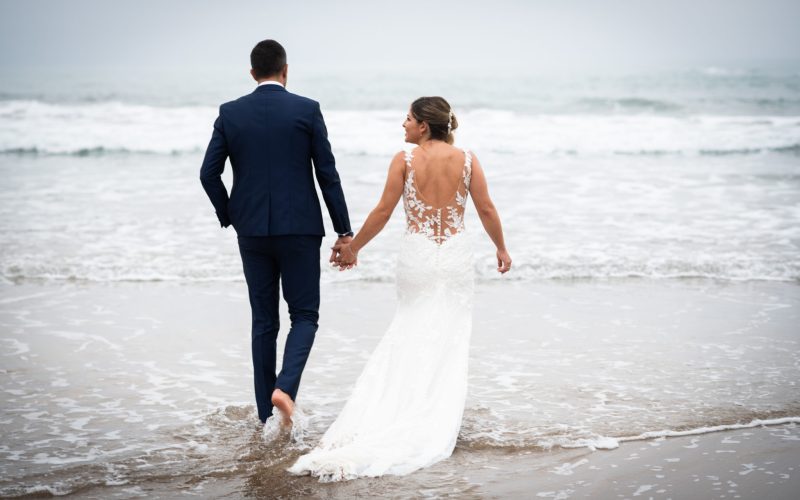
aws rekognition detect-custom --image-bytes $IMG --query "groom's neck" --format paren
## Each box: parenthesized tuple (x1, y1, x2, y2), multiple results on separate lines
(255, 74, 287, 87)
(250, 64, 288, 87)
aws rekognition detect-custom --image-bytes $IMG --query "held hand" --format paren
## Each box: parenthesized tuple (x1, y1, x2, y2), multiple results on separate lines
(497, 249, 512, 274)
(335, 243, 358, 271)
(329, 236, 353, 265)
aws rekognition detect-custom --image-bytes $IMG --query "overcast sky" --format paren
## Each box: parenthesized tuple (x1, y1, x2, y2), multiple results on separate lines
(1, 0, 798, 74)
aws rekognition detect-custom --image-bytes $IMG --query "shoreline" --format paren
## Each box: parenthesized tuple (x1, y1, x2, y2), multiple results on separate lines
(458, 421, 800, 500)
(3, 273, 799, 287)
(5, 420, 798, 498)
(532, 416, 800, 453)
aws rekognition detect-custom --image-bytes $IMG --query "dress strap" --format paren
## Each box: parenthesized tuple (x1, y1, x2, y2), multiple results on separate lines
(404, 150, 413, 168)
(463, 149, 472, 188)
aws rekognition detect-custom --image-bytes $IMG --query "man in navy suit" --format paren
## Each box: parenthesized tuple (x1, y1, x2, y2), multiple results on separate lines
(200, 39, 352, 425)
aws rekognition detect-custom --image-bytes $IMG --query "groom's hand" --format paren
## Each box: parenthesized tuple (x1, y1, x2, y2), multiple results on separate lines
(329, 235, 353, 265)
(335, 243, 358, 271)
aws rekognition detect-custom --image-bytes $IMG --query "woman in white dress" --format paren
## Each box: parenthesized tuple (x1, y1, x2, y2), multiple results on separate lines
(287, 96, 511, 482)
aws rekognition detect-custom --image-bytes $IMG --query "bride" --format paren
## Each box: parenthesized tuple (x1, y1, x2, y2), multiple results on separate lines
(286, 96, 511, 481)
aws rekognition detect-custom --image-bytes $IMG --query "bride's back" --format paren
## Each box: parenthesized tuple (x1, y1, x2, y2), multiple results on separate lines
(406, 144, 468, 207)
(402, 142, 472, 245)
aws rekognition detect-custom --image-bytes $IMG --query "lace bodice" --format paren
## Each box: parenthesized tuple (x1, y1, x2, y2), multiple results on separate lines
(403, 148, 472, 244)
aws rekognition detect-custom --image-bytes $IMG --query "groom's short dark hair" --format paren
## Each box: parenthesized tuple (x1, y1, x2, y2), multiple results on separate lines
(251, 40, 286, 78)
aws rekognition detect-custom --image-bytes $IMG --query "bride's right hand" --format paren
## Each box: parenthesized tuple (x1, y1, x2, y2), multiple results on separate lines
(336, 243, 358, 271)
(497, 249, 512, 274)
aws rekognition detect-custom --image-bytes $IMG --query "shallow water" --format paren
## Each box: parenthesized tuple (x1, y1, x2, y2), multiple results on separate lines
(1, 67, 799, 285)
(1, 148, 798, 286)
(0, 279, 797, 496)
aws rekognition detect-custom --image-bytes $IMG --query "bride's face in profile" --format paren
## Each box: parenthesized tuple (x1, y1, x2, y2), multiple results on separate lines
(403, 108, 427, 144)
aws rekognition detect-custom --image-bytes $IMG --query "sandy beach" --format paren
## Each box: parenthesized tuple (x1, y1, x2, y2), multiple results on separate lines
(1, 277, 797, 498)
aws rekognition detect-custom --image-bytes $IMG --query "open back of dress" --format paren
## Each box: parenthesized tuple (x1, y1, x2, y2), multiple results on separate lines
(403, 149, 472, 244)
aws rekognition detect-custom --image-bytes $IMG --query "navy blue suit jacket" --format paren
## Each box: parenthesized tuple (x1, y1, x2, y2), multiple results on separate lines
(200, 84, 351, 237)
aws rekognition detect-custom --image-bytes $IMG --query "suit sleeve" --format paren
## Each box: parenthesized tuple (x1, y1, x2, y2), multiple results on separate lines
(310, 102, 352, 235)
(199, 106, 231, 228)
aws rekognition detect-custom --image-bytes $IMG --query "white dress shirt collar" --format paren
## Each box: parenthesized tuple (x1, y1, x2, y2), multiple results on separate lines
(257, 80, 284, 87)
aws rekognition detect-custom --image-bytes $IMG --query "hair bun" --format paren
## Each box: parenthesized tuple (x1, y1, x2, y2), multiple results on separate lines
(411, 96, 458, 145)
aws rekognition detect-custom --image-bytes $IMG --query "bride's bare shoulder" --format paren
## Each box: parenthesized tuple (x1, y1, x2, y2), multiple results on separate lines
(386, 151, 409, 177)
(393, 150, 409, 161)
(391, 150, 411, 167)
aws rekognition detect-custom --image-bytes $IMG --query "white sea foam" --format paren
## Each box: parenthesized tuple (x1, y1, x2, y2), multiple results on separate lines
(2, 338, 30, 355)
(1, 81, 798, 285)
(1, 100, 798, 157)
(262, 406, 312, 449)
(473, 417, 800, 452)
(616, 416, 800, 443)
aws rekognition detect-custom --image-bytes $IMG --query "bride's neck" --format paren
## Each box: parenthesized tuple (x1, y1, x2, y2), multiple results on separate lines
(418, 138, 445, 150)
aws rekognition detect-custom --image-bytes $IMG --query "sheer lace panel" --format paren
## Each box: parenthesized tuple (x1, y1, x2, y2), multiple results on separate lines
(403, 149, 472, 244)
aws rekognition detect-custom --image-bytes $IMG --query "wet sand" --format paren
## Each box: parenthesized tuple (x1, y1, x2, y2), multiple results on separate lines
(239, 421, 800, 499)
(14, 421, 797, 498)
(0, 278, 798, 498)
(470, 422, 800, 500)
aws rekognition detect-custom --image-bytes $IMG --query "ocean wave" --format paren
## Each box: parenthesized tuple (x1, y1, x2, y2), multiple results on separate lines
(460, 411, 800, 452)
(0, 146, 202, 157)
(699, 143, 800, 155)
(610, 143, 800, 156)
(699, 66, 750, 77)
(3, 260, 798, 284)
(5, 147, 798, 159)
(6, 144, 798, 158)
(575, 97, 683, 112)
(1, 100, 799, 157)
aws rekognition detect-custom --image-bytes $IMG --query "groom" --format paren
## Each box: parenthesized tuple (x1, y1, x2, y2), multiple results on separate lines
(200, 39, 352, 425)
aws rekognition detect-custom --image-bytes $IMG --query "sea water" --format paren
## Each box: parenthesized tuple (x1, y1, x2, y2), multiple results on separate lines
(0, 64, 798, 496)
(1, 66, 798, 284)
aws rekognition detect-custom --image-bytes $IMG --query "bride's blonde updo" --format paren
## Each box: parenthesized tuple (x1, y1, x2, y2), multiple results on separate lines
(410, 96, 458, 145)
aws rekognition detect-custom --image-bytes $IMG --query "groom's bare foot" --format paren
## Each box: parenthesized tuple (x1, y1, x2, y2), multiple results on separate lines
(271, 388, 294, 426)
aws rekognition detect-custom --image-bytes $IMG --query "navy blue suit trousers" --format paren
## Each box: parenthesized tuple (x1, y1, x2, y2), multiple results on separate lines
(238, 235, 322, 422)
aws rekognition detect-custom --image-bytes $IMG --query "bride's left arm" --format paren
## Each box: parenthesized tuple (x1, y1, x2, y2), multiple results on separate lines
(335, 152, 406, 268)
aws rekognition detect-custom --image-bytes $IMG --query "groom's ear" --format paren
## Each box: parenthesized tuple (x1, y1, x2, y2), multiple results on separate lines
(249, 68, 257, 81)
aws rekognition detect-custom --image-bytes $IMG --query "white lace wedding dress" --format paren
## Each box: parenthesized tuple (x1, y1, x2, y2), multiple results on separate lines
(287, 149, 475, 482)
